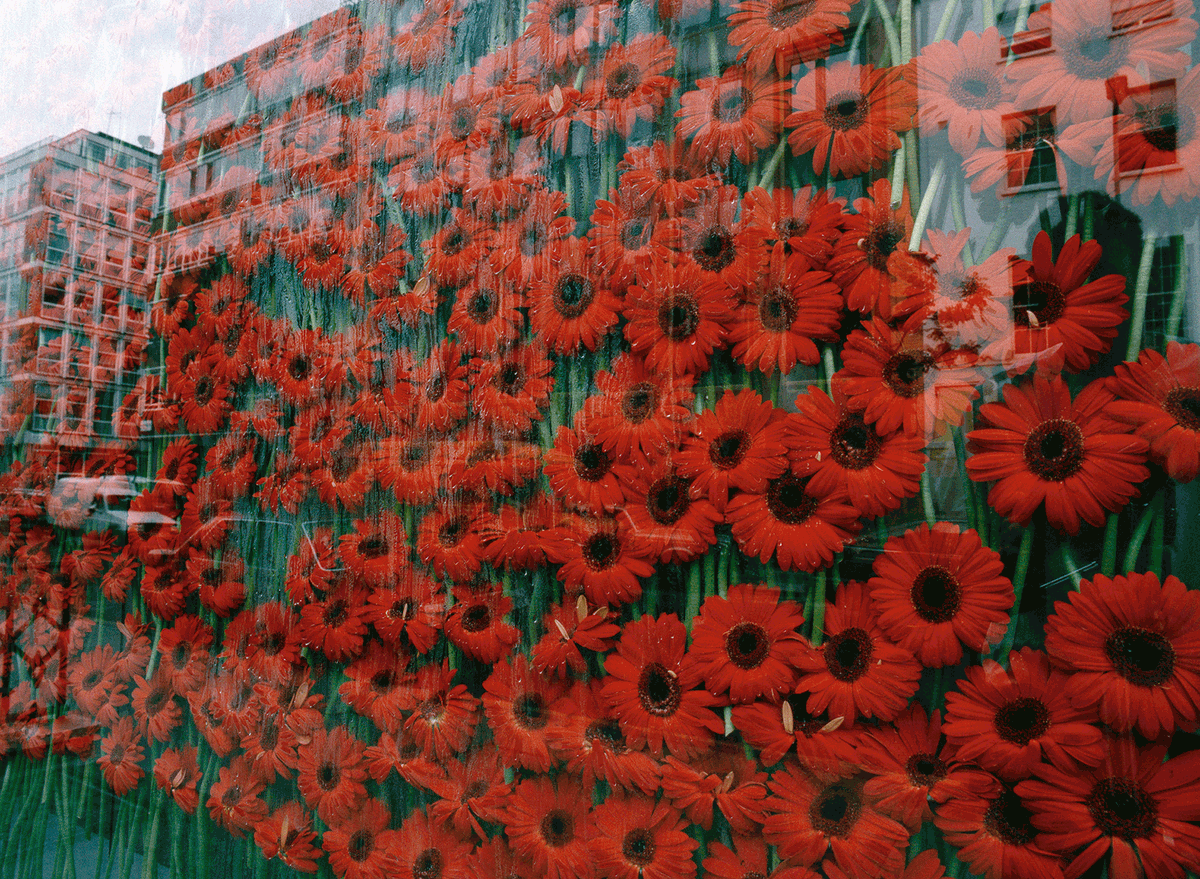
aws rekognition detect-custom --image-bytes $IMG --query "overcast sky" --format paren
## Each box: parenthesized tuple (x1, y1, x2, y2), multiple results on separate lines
(0, 0, 348, 158)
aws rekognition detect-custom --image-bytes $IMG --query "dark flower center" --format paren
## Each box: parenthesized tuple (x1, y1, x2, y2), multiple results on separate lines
(323, 599, 349, 627)
(710, 430, 750, 469)
(1023, 418, 1085, 481)
(583, 532, 619, 569)
(348, 830, 374, 862)
(460, 603, 491, 633)
(441, 227, 468, 256)
(725, 622, 770, 669)
(1164, 386, 1200, 431)
(288, 354, 311, 381)
(194, 376, 214, 406)
(622, 829, 656, 866)
(829, 414, 880, 470)
(883, 350, 934, 397)
(766, 473, 818, 525)
(574, 442, 612, 481)
(984, 790, 1036, 845)
(910, 566, 962, 623)
(657, 293, 701, 342)
(621, 383, 657, 423)
(260, 718, 279, 750)
(638, 662, 682, 715)
(541, 809, 575, 846)
(1104, 626, 1175, 687)
(316, 762, 340, 791)
(145, 689, 167, 714)
(994, 697, 1051, 745)
(647, 474, 691, 525)
(221, 784, 242, 806)
(521, 222, 549, 257)
(439, 514, 468, 547)
(758, 286, 798, 332)
(109, 744, 127, 764)
(83, 670, 103, 689)
(713, 87, 752, 123)
(1138, 104, 1180, 153)
(1071, 29, 1122, 78)
(824, 628, 872, 681)
(1086, 777, 1158, 839)
(693, 225, 736, 273)
(514, 694, 548, 730)
(767, 0, 816, 29)
(1014, 279, 1066, 327)
(495, 362, 524, 395)
(905, 753, 947, 787)
(425, 374, 446, 402)
(864, 221, 905, 270)
(809, 782, 861, 837)
(413, 848, 443, 879)
(952, 70, 997, 107)
(449, 103, 477, 140)
(553, 273, 594, 318)
(388, 599, 413, 621)
(464, 781, 489, 800)
(466, 289, 498, 323)
(606, 62, 642, 99)
(371, 670, 397, 692)
(358, 536, 388, 559)
(620, 216, 651, 251)
(586, 719, 627, 752)
(824, 93, 867, 131)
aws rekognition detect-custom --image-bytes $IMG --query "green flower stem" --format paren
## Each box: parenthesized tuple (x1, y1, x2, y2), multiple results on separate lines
(1167, 242, 1188, 343)
(849, 1, 873, 56)
(876, 518, 889, 548)
(870, 0, 903, 66)
(952, 429, 976, 532)
(920, 471, 936, 526)
(898, 0, 913, 61)
(982, 0, 995, 28)
(140, 791, 167, 879)
(1060, 544, 1085, 590)
(810, 571, 827, 646)
(1014, 0, 1034, 31)
(1064, 193, 1079, 240)
(933, 0, 960, 42)
(754, 139, 788, 190)
(685, 561, 702, 626)
(950, 171, 974, 267)
(995, 525, 1034, 660)
(909, 156, 946, 251)
(1125, 233, 1158, 361)
(982, 199, 1011, 257)
(1123, 501, 1157, 574)
(1101, 512, 1120, 577)
(707, 28, 722, 77)
(889, 138, 907, 208)
(1150, 491, 1166, 574)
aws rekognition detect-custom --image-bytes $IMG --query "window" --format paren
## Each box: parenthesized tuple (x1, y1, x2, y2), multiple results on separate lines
(1004, 108, 1058, 191)
(1143, 235, 1184, 345)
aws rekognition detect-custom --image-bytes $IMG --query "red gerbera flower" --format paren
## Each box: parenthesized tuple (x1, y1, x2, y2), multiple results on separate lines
(298, 582, 370, 663)
(966, 373, 1150, 534)
(856, 703, 999, 831)
(934, 785, 1063, 879)
(989, 232, 1129, 374)
(788, 61, 915, 178)
(685, 583, 806, 704)
(944, 648, 1105, 782)
(482, 655, 567, 773)
(795, 581, 922, 727)
(97, 715, 144, 796)
(763, 762, 909, 878)
(836, 317, 981, 438)
(589, 189, 663, 292)
(620, 458, 722, 564)
(444, 581, 520, 664)
(1044, 571, 1200, 740)
(741, 184, 845, 274)
(589, 793, 698, 879)
(868, 522, 1013, 666)
(725, 469, 861, 572)
(322, 798, 401, 879)
(617, 140, 719, 215)
(154, 745, 201, 814)
(789, 385, 926, 520)
(622, 261, 735, 376)
(914, 27, 1017, 155)
(542, 514, 657, 607)
(504, 776, 596, 879)
(394, 811, 474, 879)
(827, 179, 912, 316)
(703, 836, 820, 879)
(416, 502, 486, 582)
(581, 354, 695, 461)
(296, 726, 369, 826)
(207, 755, 268, 838)
(676, 389, 790, 513)
(364, 572, 444, 654)
(470, 343, 555, 433)
(544, 423, 632, 514)
(1108, 341, 1200, 482)
(448, 270, 526, 355)
(675, 66, 791, 166)
(660, 746, 771, 833)
(531, 597, 621, 678)
(583, 34, 678, 140)
(522, 0, 617, 69)
(527, 236, 621, 355)
(728, 0, 855, 76)
(1017, 736, 1200, 879)
(255, 801, 321, 874)
(601, 613, 725, 759)
(547, 680, 662, 794)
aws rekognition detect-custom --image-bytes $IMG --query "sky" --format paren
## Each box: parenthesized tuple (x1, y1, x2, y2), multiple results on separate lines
(0, 0, 349, 158)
